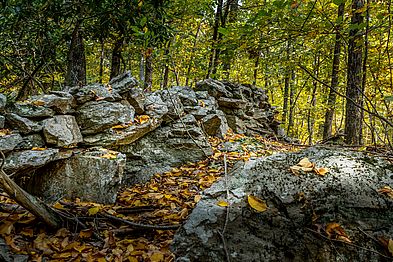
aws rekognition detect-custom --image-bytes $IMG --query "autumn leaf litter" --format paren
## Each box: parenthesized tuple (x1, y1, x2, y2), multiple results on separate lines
(1, 132, 392, 260)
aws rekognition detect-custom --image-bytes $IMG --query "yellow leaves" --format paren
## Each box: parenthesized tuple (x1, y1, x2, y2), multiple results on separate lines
(290, 158, 329, 176)
(247, 195, 267, 212)
(217, 200, 229, 207)
(0, 129, 11, 137)
(31, 147, 47, 151)
(137, 115, 150, 124)
(389, 239, 393, 256)
(88, 206, 101, 216)
(194, 195, 202, 203)
(378, 186, 393, 199)
(31, 100, 45, 106)
(100, 149, 118, 160)
(150, 251, 164, 261)
(325, 223, 351, 243)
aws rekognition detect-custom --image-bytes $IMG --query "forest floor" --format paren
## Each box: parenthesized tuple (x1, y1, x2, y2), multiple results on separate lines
(2, 132, 389, 261)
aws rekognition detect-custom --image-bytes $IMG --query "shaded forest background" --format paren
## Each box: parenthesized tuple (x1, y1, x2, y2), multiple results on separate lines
(1, 0, 392, 146)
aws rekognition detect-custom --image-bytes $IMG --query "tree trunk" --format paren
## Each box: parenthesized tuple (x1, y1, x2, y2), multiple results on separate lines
(207, 0, 223, 79)
(185, 20, 202, 86)
(140, 52, 145, 85)
(110, 37, 123, 80)
(99, 38, 104, 84)
(287, 70, 295, 136)
(65, 21, 86, 87)
(308, 54, 320, 145)
(345, 0, 365, 145)
(282, 40, 292, 126)
(253, 55, 260, 85)
(144, 48, 153, 91)
(323, 2, 344, 140)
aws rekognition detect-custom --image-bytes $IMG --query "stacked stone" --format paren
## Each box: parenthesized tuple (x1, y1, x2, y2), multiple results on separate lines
(0, 74, 279, 204)
(196, 79, 281, 137)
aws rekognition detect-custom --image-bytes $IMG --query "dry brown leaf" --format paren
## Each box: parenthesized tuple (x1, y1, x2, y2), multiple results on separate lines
(31, 147, 47, 151)
(298, 158, 314, 168)
(378, 186, 393, 199)
(388, 239, 393, 256)
(315, 167, 329, 176)
(247, 195, 267, 212)
(31, 100, 45, 106)
(325, 222, 351, 243)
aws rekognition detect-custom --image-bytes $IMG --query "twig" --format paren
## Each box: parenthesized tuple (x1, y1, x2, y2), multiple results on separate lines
(101, 213, 180, 230)
(218, 154, 231, 262)
(305, 227, 391, 259)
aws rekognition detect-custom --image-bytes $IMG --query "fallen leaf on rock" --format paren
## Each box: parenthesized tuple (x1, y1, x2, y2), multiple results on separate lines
(247, 195, 267, 212)
(194, 195, 202, 203)
(137, 115, 150, 124)
(31, 100, 45, 106)
(325, 222, 351, 243)
(217, 200, 229, 207)
(31, 147, 47, 151)
(298, 158, 314, 168)
(315, 167, 329, 176)
(389, 239, 393, 256)
(378, 186, 393, 199)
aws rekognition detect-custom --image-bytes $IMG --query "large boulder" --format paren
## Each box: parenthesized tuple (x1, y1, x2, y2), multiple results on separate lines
(10, 102, 55, 119)
(83, 118, 162, 147)
(200, 111, 229, 138)
(6, 113, 42, 134)
(3, 148, 63, 174)
(172, 147, 393, 261)
(144, 93, 169, 118)
(43, 115, 83, 147)
(0, 133, 23, 153)
(76, 100, 134, 135)
(116, 114, 213, 185)
(123, 88, 145, 115)
(108, 71, 139, 94)
(67, 84, 122, 104)
(28, 93, 75, 114)
(196, 79, 233, 98)
(27, 149, 125, 204)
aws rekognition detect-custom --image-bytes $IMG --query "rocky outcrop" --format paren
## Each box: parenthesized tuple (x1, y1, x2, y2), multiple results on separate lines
(196, 79, 280, 137)
(171, 147, 393, 261)
(28, 149, 126, 204)
(0, 74, 280, 203)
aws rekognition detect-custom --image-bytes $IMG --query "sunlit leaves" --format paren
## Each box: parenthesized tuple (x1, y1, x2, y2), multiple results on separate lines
(290, 157, 329, 176)
(247, 195, 267, 212)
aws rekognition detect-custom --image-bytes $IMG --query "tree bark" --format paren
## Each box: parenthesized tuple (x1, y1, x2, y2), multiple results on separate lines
(207, 0, 223, 79)
(323, 2, 344, 140)
(185, 20, 202, 86)
(110, 37, 124, 80)
(308, 54, 320, 145)
(99, 38, 104, 84)
(345, 0, 365, 145)
(144, 48, 153, 91)
(65, 21, 86, 87)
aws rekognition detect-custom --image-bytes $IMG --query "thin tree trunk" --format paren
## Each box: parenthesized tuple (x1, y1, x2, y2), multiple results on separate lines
(360, 0, 370, 144)
(162, 43, 170, 89)
(140, 52, 145, 85)
(144, 48, 153, 91)
(185, 20, 202, 86)
(308, 54, 320, 145)
(287, 70, 295, 136)
(99, 39, 104, 84)
(65, 21, 86, 87)
(345, 0, 365, 145)
(207, 0, 223, 78)
(253, 55, 260, 85)
(110, 37, 123, 80)
(282, 40, 291, 126)
(323, 2, 344, 139)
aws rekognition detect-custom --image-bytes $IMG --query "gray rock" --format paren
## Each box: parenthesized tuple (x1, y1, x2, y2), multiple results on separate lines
(144, 93, 169, 118)
(28, 149, 125, 204)
(83, 118, 162, 147)
(195, 91, 209, 100)
(3, 148, 60, 174)
(160, 89, 185, 120)
(0, 133, 23, 153)
(0, 115, 4, 128)
(28, 93, 75, 114)
(172, 147, 393, 261)
(11, 102, 55, 118)
(15, 134, 45, 150)
(108, 71, 139, 94)
(123, 88, 145, 115)
(43, 115, 83, 147)
(201, 111, 229, 138)
(196, 79, 233, 98)
(76, 100, 134, 135)
(217, 97, 247, 109)
(6, 113, 42, 134)
(117, 114, 213, 185)
(0, 94, 6, 113)
(67, 84, 122, 104)
(168, 86, 198, 106)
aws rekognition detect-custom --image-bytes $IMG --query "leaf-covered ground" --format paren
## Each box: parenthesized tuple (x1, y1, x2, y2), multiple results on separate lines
(0, 133, 318, 261)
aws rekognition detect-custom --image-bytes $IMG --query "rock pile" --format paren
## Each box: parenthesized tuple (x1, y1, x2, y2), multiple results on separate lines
(0, 74, 280, 203)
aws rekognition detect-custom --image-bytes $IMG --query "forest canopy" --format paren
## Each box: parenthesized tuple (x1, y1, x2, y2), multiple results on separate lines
(1, 0, 392, 146)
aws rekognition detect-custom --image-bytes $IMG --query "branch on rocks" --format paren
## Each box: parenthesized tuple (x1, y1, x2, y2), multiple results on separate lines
(0, 151, 63, 228)
(218, 154, 231, 262)
(101, 213, 180, 230)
